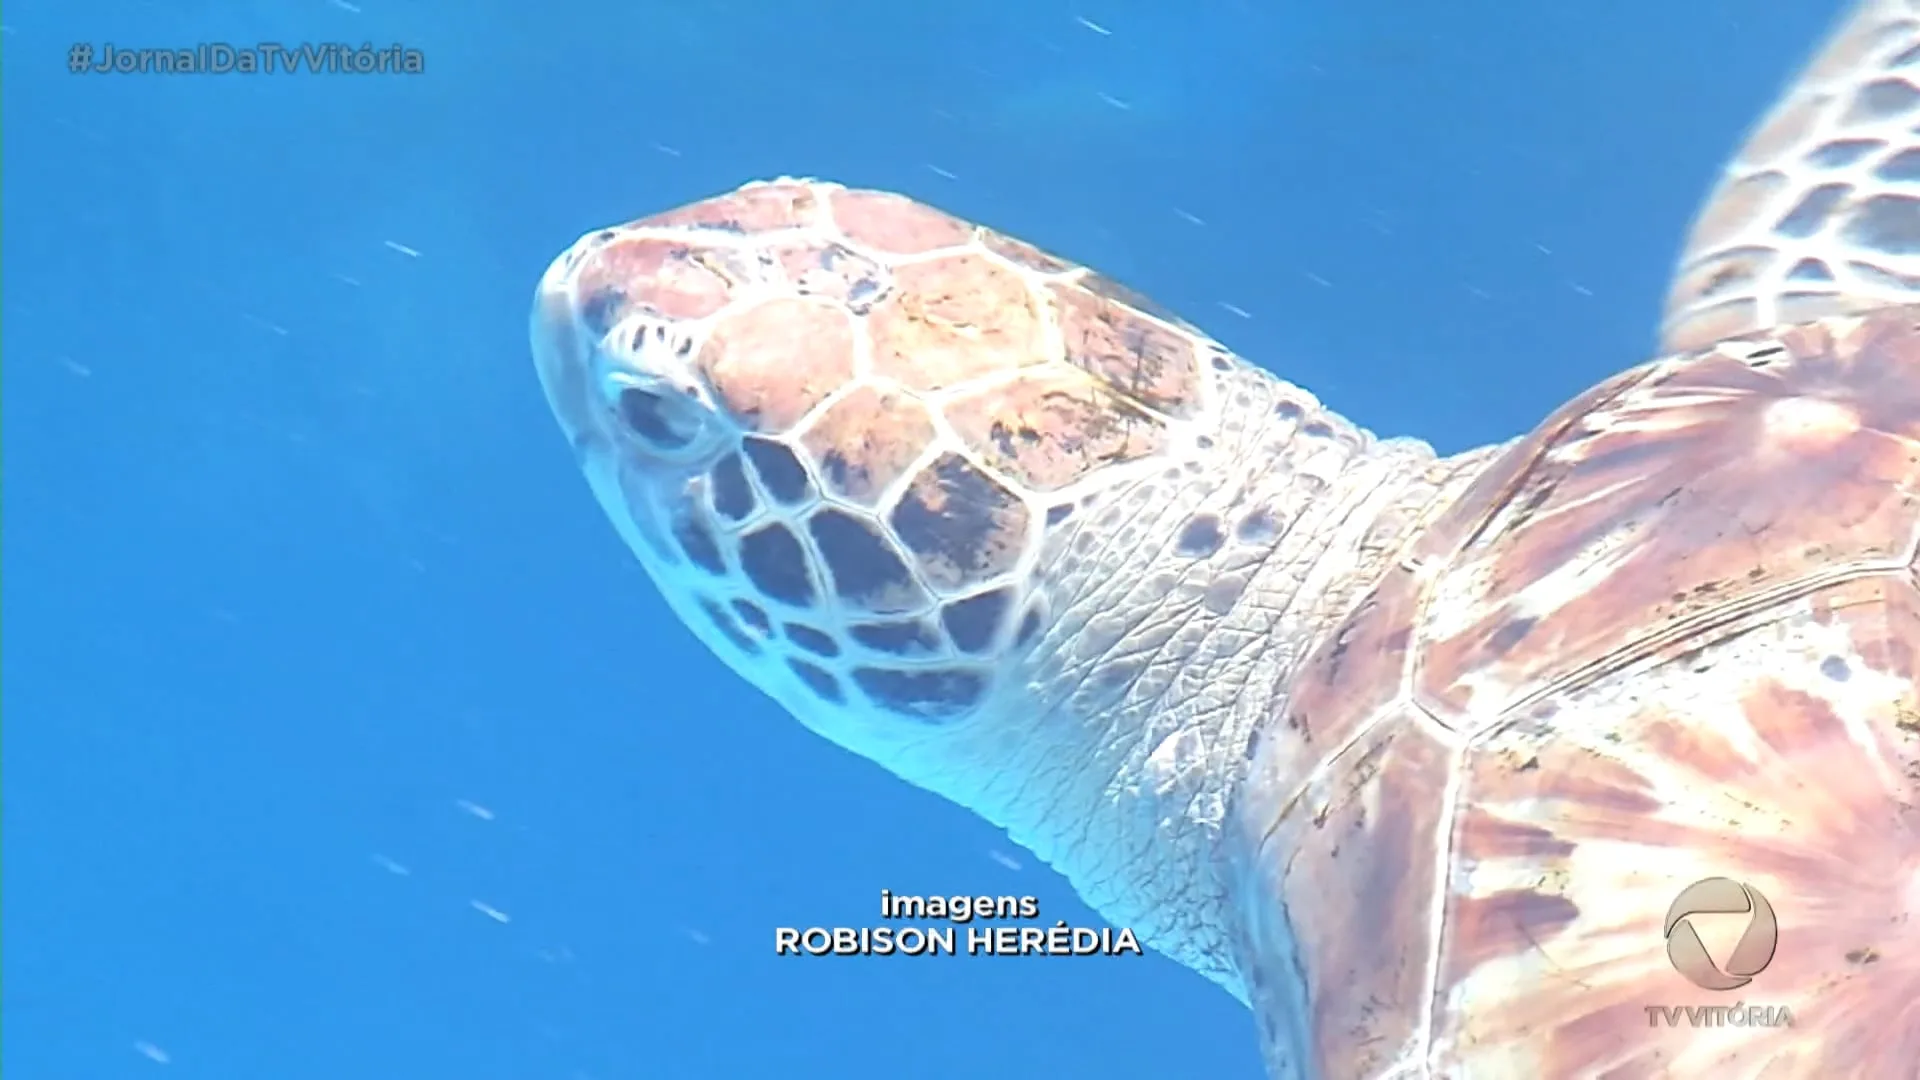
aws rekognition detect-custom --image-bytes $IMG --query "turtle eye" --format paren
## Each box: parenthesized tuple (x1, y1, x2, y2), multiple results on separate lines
(616, 386, 699, 451)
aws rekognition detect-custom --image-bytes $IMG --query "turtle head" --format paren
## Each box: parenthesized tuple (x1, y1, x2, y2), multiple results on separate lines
(532, 179, 1289, 997)
(529, 180, 1085, 766)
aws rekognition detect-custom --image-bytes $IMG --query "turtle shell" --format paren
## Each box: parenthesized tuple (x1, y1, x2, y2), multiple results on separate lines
(1229, 307, 1920, 1076)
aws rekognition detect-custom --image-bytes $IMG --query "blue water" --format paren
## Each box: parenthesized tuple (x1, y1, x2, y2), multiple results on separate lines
(3, 2, 1841, 1077)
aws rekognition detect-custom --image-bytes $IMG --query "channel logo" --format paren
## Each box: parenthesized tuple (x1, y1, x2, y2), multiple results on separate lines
(1663, 877, 1779, 991)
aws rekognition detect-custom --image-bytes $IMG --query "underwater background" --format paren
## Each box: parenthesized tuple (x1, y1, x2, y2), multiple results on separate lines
(3, 1, 1842, 1077)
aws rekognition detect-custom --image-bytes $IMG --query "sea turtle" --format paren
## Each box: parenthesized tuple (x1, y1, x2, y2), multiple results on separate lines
(529, 0, 1920, 1075)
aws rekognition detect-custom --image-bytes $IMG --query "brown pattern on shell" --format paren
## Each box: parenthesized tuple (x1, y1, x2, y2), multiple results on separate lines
(828, 188, 975, 255)
(1417, 313, 1920, 1074)
(1074, 269, 1208, 335)
(1232, 456, 1496, 1075)
(1435, 584, 1920, 1075)
(799, 385, 937, 506)
(1232, 307, 1920, 1079)
(978, 229, 1079, 275)
(1245, 440, 1527, 826)
(1437, 886, 1583, 1006)
(1271, 567, 1423, 762)
(1417, 310, 1920, 722)
(1048, 279, 1205, 418)
(636, 179, 825, 233)
(867, 254, 1051, 392)
(942, 369, 1166, 492)
(1241, 713, 1458, 1080)
(1815, 572, 1920, 788)
(700, 297, 856, 434)
(1846, 568, 1920, 689)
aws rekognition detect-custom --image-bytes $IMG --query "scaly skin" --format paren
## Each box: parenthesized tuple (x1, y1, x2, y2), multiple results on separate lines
(530, 1, 1920, 1076)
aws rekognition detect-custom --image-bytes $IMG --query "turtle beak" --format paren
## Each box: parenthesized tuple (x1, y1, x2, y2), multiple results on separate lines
(530, 242, 604, 457)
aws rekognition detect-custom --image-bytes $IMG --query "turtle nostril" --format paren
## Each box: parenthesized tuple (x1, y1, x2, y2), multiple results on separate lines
(617, 386, 697, 450)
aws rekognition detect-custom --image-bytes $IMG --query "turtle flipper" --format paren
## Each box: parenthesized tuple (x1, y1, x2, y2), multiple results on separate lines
(1661, 0, 1920, 355)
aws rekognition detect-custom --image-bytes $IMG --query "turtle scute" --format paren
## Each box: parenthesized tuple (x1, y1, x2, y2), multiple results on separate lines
(532, 178, 1231, 736)
(1230, 307, 1920, 1078)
